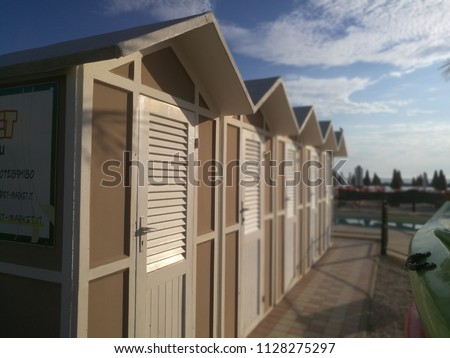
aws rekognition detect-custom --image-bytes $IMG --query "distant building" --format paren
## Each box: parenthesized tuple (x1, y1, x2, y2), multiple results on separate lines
(355, 165, 363, 187)
(423, 172, 429, 187)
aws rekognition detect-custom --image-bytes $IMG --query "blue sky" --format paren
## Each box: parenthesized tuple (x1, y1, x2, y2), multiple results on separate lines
(2, 0, 450, 179)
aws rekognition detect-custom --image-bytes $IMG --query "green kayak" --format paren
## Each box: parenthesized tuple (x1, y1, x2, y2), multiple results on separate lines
(408, 201, 450, 337)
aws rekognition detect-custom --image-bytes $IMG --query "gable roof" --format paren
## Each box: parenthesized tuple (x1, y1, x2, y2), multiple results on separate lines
(335, 130, 343, 144)
(294, 106, 323, 146)
(334, 129, 348, 156)
(0, 12, 253, 114)
(319, 121, 339, 151)
(245, 77, 298, 135)
(318, 120, 332, 140)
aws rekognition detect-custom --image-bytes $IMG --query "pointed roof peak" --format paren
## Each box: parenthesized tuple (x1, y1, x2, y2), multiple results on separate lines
(244, 77, 281, 105)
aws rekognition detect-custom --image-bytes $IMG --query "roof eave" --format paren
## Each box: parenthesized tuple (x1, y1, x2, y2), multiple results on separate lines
(257, 79, 299, 135)
(299, 109, 323, 147)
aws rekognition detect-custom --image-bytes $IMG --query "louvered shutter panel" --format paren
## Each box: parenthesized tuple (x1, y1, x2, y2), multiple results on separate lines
(243, 137, 261, 235)
(285, 148, 296, 218)
(147, 114, 188, 272)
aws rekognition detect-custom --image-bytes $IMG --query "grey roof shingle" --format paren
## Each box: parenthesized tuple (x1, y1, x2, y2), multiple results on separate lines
(244, 77, 280, 105)
(293, 106, 313, 128)
(319, 120, 332, 138)
(335, 130, 343, 144)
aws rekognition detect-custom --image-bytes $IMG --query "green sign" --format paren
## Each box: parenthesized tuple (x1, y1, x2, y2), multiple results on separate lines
(0, 82, 58, 246)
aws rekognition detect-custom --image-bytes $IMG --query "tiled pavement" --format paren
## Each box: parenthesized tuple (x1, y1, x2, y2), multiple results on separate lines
(248, 232, 380, 338)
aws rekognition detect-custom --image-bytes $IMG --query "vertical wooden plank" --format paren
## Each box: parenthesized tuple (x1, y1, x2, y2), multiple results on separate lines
(166, 280, 173, 337)
(172, 277, 179, 338)
(146, 291, 151, 337)
(158, 285, 166, 337)
(150, 288, 158, 337)
(276, 216, 284, 300)
(264, 219, 272, 312)
(277, 141, 285, 211)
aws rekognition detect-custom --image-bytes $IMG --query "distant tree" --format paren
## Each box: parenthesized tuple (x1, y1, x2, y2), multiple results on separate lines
(412, 177, 417, 187)
(438, 170, 447, 191)
(431, 170, 438, 189)
(416, 175, 424, 187)
(391, 169, 403, 190)
(363, 170, 371, 186)
(372, 173, 381, 186)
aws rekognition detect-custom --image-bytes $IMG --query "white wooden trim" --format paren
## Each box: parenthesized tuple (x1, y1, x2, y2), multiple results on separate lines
(88, 258, 131, 281)
(76, 64, 94, 338)
(139, 85, 196, 112)
(60, 66, 84, 337)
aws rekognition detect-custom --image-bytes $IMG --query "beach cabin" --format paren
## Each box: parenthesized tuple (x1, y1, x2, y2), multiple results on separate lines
(0, 12, 255, 338)
(0, 12, 347, 338)
(237, 77, 300, 336)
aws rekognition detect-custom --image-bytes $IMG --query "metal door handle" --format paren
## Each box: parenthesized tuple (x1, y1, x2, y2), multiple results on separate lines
(136, 217, 155, 253)
(136, 226, 155, 235)
(240, 205, 249, 223)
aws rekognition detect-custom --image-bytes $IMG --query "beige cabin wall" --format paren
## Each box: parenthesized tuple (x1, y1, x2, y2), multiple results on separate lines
(85, 80, 133, 337)
(141, 47, 195, 103)
(197, 117, 216, 236)
(90, 81, 132, 268)
(195, 240, 214, 337)
(88, 270, 129, 338)
(223, 231, 238, 337)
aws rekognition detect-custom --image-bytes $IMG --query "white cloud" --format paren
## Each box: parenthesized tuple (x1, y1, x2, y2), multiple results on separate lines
(345, 120, 450, 177)
(103, 0, 213, 20)
(223, 0, 450, 71)
(406, 108, 437, 117)
(284, 75, 409, 115)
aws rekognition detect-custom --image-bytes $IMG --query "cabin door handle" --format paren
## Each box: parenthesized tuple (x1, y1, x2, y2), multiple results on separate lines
(135, 217, 156, 253)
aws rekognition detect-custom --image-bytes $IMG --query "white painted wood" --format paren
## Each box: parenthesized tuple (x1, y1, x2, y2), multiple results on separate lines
(76, 64, 94, 338)
(309, 149, 319, 264)
(61, 66, 83, 337)
(238, 128, 264, 337)
(136, 97, 194, 338)
(284, 142, 297, 291)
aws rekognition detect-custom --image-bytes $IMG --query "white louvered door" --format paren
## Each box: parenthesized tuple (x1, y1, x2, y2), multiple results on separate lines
(284, 143, 297, 291)
(136, 97, 195, 337)
(239, 129, 264, 337)
(309, 149, 319, 263)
